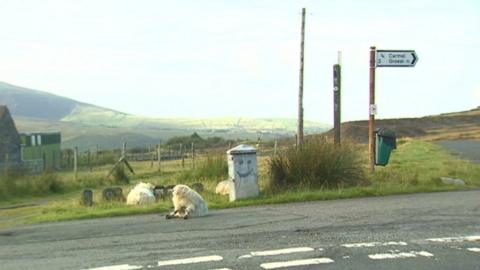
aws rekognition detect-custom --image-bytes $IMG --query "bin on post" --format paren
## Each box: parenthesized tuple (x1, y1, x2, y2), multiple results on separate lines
(227, 144, 259, 202)
(375, 128, 397, 166)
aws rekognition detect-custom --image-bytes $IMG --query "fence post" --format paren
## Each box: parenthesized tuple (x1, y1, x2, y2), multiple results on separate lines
(122, 142, 127, 158)
(273, 140, 278, 156)
(74, 147, 78, 180)
(157, 144, 161, 172)
(191, 142, 195, 169)
(181, 143, 185, 168)
(42, 153, 46, 172)
(150, 144, 154, 168)
(95, 144, 99, 168)
(87, 149, 92, 172)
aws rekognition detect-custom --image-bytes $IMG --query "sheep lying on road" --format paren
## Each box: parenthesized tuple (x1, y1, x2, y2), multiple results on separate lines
(126, 182, 156, 205)
(166, 184, 208, 219)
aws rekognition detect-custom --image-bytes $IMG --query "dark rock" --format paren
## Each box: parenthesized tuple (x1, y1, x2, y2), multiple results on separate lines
(102, 187, 124, 202)
(80, 189, 93, 206)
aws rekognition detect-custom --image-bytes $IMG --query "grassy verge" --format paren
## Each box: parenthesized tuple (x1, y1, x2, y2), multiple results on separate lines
(1, 140, 479, 229)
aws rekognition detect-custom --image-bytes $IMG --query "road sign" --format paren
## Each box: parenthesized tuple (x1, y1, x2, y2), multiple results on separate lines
(376, 50, 418, 67)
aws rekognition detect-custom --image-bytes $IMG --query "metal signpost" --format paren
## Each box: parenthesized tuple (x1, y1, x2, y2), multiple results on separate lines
(376, 50, 418, 67)
(369, 47, 418, 172)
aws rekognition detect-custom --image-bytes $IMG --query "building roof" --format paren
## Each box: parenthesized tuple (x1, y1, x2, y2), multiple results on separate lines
(0, 105, 21, 162)
(0, 105, 7, 119)
(20, 131, 61, 136)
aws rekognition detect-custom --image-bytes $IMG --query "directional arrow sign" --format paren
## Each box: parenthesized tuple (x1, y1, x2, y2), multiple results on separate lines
(376, 50, 418, 67)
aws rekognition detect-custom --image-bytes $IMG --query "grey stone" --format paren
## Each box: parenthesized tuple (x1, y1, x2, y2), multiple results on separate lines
(80, 189, 93, 206)
(441, 177, 466, 186)
(102, 187, 124, 202)
(153, 185, 165, 201)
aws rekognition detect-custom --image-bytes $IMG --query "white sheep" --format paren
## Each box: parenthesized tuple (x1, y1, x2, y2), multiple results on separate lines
(215, 180, 232, 196)
(166, 184, 208, 219)
(126, 182, 156, 205)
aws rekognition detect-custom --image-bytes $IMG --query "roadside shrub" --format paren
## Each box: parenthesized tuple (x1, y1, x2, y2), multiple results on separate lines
(0, 177, 13, 200)
(267, 137, 366, 191)
(0, 170, 64, 201)
(112, 164, 130, 184)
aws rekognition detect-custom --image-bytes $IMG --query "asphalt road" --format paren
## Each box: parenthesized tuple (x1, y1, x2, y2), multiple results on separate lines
(436, 140, 480, 163)
(0, 190, 479, 270)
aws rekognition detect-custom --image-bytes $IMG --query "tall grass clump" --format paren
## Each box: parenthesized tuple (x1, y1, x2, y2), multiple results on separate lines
(34, 170, 64, 193)
(268, 137, 366, 191)
(0, 169, 64, 201)
(175, 153, 228, 185)
(195, 153, 228, 181)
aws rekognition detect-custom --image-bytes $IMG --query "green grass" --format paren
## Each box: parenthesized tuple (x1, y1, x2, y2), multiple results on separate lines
(371, 140, 480, 189)
(1, 140, 479, 228)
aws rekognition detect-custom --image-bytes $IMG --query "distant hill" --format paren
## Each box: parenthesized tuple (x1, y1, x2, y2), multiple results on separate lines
(0, 81, 120, 121)
(323, 107, 480, 143)
(0, 81, 330, 150)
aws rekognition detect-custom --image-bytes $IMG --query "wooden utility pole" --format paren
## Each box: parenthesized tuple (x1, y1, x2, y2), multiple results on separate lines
(369, 46, 377, 172)
(333, 52, 342, 145)
(297, 7, 306, 147)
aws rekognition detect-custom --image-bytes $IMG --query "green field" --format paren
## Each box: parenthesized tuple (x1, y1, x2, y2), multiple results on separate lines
(14, 104, 329, 151)
(1, 140, 479, 229)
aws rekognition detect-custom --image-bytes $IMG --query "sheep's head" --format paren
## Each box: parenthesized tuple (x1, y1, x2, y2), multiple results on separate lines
(172, 184, 189, 197)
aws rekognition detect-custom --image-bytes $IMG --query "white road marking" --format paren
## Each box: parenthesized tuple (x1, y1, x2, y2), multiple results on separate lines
(81, 264, 143, 270)
(427, 235, 480, 243)
(467, 247, 480, 253)
(238, 247, 314, 259)
(368, 251, 434, 260)
(251, 247, 315, 256)
(260, 258, 334, 269)
(238, 254, 253, 259)
(157, 255, 223, 267)
(342, 241, 407, 248)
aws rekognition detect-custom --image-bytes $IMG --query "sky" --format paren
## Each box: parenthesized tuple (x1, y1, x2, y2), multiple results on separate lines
(0, 0, 479, 124)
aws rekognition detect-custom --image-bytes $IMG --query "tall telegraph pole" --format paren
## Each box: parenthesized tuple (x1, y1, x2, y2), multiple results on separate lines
(297, 7, 306, 147)
(369, 46, 376, 172)
(333, 52, 342, 145)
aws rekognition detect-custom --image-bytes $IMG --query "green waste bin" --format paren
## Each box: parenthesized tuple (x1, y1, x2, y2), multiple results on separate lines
(375, 128, 397, 166)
